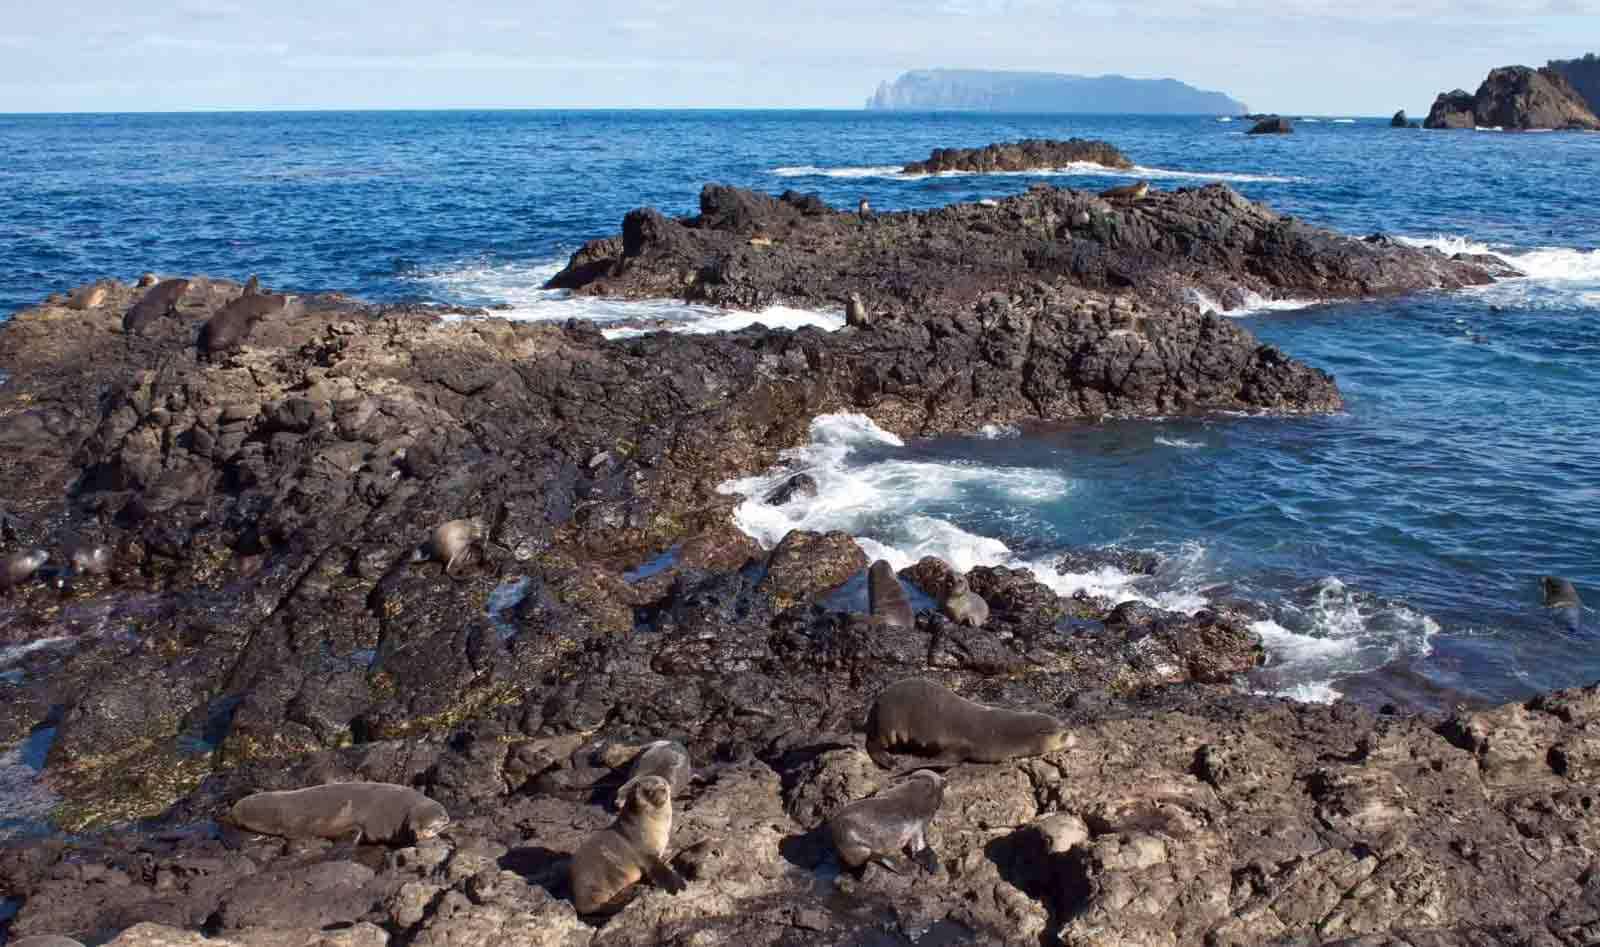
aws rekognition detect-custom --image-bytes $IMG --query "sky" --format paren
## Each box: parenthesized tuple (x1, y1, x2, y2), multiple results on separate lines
(1, 1, 1596, 115)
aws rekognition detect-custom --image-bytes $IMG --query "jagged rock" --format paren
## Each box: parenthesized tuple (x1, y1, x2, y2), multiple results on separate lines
(1247, 116, 1294, 134)
(1426, 89, 1477, 129)
(1391, 110, 1409, 127)
(758, 529, 867, 608)
(1426, 66, 1600, 130)
(901, 138, 1133, 175)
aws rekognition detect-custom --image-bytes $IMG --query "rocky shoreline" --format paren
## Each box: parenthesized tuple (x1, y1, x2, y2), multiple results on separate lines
(1, 182, 1591, 947)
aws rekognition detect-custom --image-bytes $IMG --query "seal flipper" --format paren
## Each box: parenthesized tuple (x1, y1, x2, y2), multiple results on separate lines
(643, 853, 686, 894)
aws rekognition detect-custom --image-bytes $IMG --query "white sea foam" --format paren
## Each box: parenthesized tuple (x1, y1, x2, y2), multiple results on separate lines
(1332, 119, 1357, 124)
(1299, 118, 1321, 123)
(1261, 681, 1345, 703)
(1398, 235, 1600, 284)
(1251, 577, 1439, 691)
(979, 423, 1020, 439)
(1216, 116, 1234, 123)
(409, 257, 845, 336)
(1155, 435, 1203, 449)
(770, 163, 1299, 185)
(0, 637, 72, 668)
(1188, 287, 1322, 316)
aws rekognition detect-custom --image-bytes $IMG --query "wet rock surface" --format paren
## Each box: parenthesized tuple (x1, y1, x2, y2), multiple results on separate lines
(0, 184, 1564, 945)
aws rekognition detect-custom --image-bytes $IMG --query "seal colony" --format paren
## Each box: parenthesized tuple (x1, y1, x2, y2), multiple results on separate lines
(3, 169, 1595, 945)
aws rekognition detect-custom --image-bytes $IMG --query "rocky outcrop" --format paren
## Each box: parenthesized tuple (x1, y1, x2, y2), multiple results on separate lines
(900, 138, 1132, 174)
(1426, 89, 1477, 129)
(1425, 66, 1600, 130)
(1391, 110, 1408, 127)
(1548, 53, 1600, 116)
(1247, 116, 1293, 135)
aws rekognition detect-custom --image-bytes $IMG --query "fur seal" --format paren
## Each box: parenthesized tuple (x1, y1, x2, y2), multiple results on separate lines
(227, 782, 449, 845)
(137, 272, 158, 288)
(62, 535, 112, 577)
(2, 549, 49, 592)
(414, 519, 482, 575)
(868, 559, 913, 628)
(242, 274, 260, 295)
(569, 774, 686, 915)
(865, 677, 1070, 768)
(829, 768, 945, 872)
(65, 281, 114, 311)
(1099, 180, 1150, 203)
(1543, 576, 1583, 631)
(10, 937, 88, 947)
(846, 292, 870, 328)
(858, 197, 872, 217)
(939, 574, 989, 628)
(198, 288, 292, 358)
(622, 739, 692, 799)
(122, 278, 191, 334)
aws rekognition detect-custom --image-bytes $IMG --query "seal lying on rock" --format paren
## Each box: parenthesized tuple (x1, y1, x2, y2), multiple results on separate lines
(227, 782, 449, 845)
(865, 677, 1071, 768)
(829, 769, 945, 872)
(939, 573, 989, 628)
(1544, 576, 1584, 631)
(198, 284, 293, 359)
(65, 281, 114, 311)
(570, 774, 686, 915)
(2, 549, 49, 592)
(415, 518, 482, 576)
(122, 278, 190, 334)
(1099, 180, 1150, 203)
(622, 739, 692, 799)
(868, 559, 914, 628)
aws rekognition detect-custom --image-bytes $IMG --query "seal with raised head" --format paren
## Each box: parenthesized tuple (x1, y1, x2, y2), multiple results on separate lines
(227, 782, 449, 846)
(868, 559, 913, 628)
(829, 768, 945, 872)
(858, 197, 872, 217)
(865, 677, 1070, 768)
(122, 278, 191, 334)
(2, 549, 49, 592)
(1544, 576, 1584, 631)
(198, 287, 293, 358)
(415, 518, 482, 576)
(622, 739, 692, 799)
(940, 573, 989, 628)
(845, 292, 870, 328)
(569, 774, 686, 915)
(1099, 180, 1150, 203)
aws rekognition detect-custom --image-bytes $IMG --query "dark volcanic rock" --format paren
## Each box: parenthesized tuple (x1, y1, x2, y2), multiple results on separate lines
(1426, 67, 1600, 130)
(1426, 89, 1477, 129)
(900, 137, 1133, 175)
(1390, 110, 1409, 127)
(1247, 116, 1293, 134)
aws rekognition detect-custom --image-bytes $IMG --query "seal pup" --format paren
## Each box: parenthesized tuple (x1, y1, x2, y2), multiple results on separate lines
(829, 769, 945, 873)
(227, 782, 449, 846)
(868, 559, 914, 628)
(621, 739, 692, 800)
(198, 288, 293, 359)
(1099, 180, 1150, 203)
(845, 293, 870, 328)
(865, 677, 1070, 768)
(414, 518, 482, 576)
(2, 549, 49, 592)
(10, 937, 88, 947)
(1543, 576, 1583, 631)
(122, 278, 191, 335)
(569, 774, 686, 915)
(939, 573, 989, 628)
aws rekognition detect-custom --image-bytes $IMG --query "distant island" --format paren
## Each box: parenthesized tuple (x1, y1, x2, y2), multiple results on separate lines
(866, 68, 1248, 115)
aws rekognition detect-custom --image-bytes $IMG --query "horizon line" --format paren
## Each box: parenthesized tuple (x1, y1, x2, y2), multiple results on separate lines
(0, 106, 1389, 118)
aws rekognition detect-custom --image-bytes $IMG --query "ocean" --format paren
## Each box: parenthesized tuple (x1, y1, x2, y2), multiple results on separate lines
(1, 110, 1597, 708)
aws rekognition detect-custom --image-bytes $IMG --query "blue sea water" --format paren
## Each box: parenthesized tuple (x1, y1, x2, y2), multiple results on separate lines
(1, 110, 1597, 707)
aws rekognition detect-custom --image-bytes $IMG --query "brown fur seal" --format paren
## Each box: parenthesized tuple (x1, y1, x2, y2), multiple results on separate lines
(1099, 180, 1150, 203)
(198, 289, 292, 358)
(227, 782, 449, 845)
(622, 740, 692, 799)
(2, 549, 49, 592)
(865, 677, 1070, 768)
(10, 937, 88, 947)
(939, 573, 989, 628)
(65, 281, 115, 311)
(242, 274, 260, 295)
(414, 518, 481, 575)
(122, 278, 191, 334)
(858, 197, 872, 217)
(846, 293, 870, 328)
(868, 559, 913, 628)
(829, 769, 945, 872)
(569, 774, 686, 915)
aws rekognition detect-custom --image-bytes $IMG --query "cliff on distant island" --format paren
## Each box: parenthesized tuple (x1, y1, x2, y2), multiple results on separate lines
(1425, 65, 1600, 130)
(866, 68, 1247, 114)
(1547, 52, 1600, 115)
(901, 138, 1132, 175)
